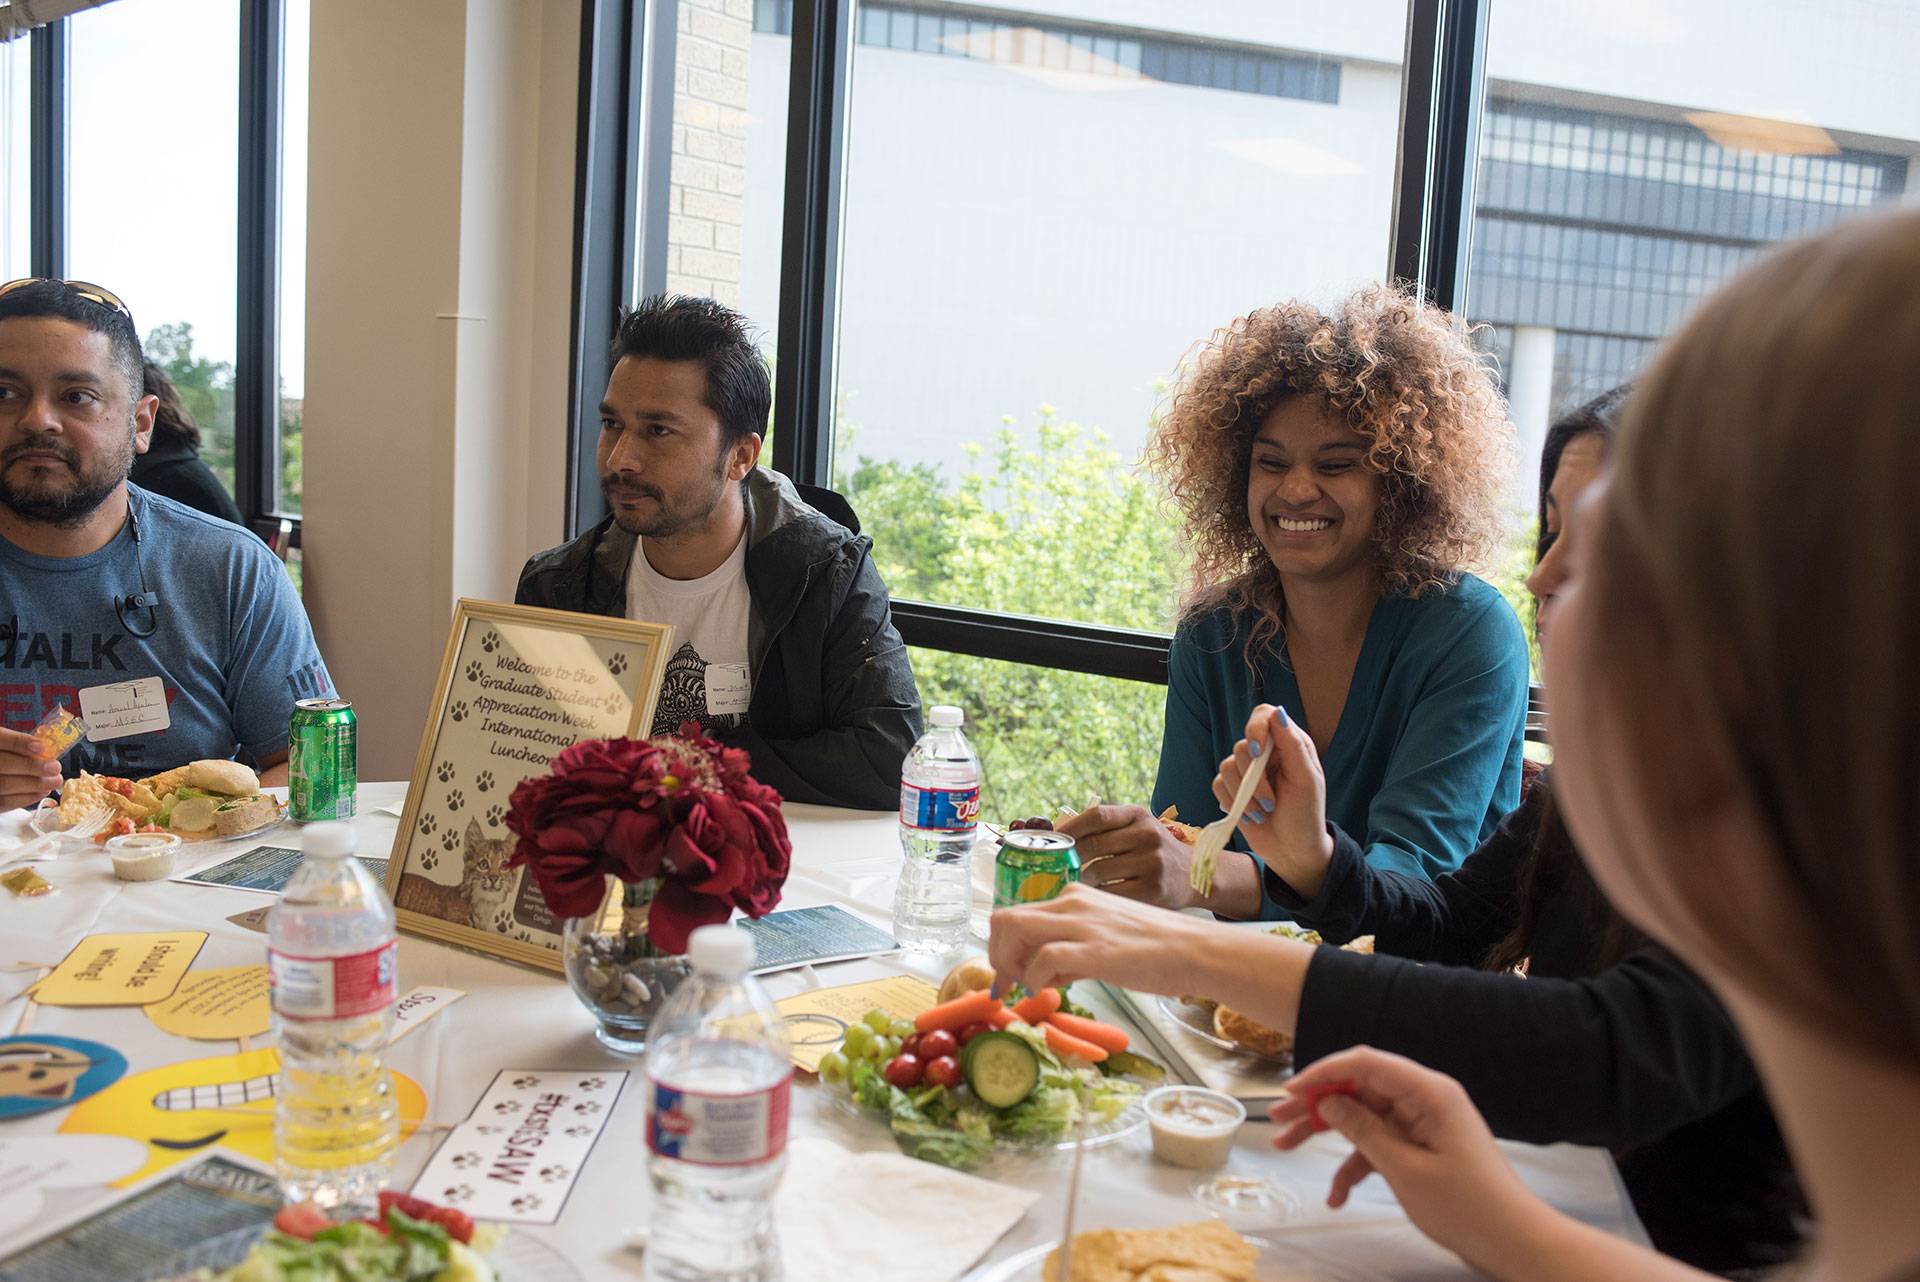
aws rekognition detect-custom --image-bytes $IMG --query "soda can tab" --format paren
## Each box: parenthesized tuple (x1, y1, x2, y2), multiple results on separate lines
(32, 705, 84, 760)
(993, 830, 1079, 910)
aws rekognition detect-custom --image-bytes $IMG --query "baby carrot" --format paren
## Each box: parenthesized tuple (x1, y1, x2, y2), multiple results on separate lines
(1011, 987, 1062, 1025)
(913, 988, 1001, 1034)
(1045, 1010, 1129, 1054)
(987, 1005, 1018, 1029)
(1041, 1021, 1109, 1063)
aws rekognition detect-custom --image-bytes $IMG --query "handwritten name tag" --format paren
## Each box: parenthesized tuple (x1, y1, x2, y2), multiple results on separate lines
(707, 662, 751, 717)
(78, 678, 170, 742)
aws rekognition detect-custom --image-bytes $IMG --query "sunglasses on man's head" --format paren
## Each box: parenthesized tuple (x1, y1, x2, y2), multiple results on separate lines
(0, 278, 135, 326)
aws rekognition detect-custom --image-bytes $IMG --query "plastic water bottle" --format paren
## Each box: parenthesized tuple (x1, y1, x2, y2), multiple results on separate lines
(892, 704, 980, 952)
(267, 821, 399, 1212)
(644, 924, 792, 1282)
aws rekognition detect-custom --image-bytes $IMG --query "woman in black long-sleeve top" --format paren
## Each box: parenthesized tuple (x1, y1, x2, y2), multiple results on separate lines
(989, 389, 1804, 1275)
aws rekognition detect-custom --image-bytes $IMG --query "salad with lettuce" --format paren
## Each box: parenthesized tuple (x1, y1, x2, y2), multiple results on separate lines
(821, 981, 1164, 1169)
(191, 1195, 503, 1282)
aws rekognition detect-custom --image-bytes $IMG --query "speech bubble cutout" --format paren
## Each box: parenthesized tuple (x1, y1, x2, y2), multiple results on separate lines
(145, 966, 272, 1041)
(0, 1133, 148, 1242)
(0, 1034, 129, 1120)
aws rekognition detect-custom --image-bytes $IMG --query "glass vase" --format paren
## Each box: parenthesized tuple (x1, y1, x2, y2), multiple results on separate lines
(561, 877, 692, 1054)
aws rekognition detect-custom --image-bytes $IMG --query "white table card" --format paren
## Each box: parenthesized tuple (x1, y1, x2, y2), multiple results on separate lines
(409, 1069, 628, 1225)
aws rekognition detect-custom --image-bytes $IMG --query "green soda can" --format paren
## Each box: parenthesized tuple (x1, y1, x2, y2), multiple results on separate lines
(994, 830, 1079, 910)
(289, 698, 358, 821)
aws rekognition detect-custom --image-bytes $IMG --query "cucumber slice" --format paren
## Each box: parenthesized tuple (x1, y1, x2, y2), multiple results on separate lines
(961, 1031, 1040, 1109)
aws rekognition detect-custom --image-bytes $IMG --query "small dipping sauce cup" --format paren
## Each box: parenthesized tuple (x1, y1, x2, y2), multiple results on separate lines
(1145, 1085, 1246, 1170)
(107, 831, 182, 882)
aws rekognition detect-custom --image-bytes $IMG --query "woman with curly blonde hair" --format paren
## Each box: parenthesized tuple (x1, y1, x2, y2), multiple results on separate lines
(1060, 285, 1528, 915)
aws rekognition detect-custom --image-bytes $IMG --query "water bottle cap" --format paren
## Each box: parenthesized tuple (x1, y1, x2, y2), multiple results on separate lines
(302, 821, 356, 859)
(688, 924, 754, 976)
(929, 705, 964, 728)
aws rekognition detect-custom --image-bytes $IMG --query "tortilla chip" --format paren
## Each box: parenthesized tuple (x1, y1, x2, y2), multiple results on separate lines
(1044, 1222, 1256, 1282)
(138, 766, 190, 797)
(1214, 1004, 1293, 1058)
(1343, 935, 1375, 955)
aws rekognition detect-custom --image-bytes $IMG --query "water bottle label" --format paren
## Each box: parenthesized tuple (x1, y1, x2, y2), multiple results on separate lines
(900, 783, 980, 832)
(647, 1073, 792, 1166)
(268, 941, 398, 1021)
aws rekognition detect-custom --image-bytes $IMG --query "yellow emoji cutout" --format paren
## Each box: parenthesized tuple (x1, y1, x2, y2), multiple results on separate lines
(59, 1048, 427, 1186)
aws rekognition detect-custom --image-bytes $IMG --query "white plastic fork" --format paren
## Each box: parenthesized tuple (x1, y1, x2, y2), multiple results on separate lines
(1187, 745, 1266, 897)
(0, 805, 111, 871)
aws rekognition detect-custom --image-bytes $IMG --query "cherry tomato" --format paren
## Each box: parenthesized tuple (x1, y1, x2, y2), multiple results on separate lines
(919, 1029, 959, 1061)
(273, 1203, 332, 1241)
(94, 816, 135, 844)
(882, 1053, 924, 1088)
(924, 1055, 963, 1089)
(957, 1021, 992, 1047)
(900, 1033, 923, 1059)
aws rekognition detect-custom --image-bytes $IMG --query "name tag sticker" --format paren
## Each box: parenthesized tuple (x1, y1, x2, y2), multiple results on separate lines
(78, 677, 171, 743)
(706, 663, 752, 717)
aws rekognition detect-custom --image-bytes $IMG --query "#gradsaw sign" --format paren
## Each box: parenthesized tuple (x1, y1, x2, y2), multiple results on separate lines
(33, 932, 208, 1006)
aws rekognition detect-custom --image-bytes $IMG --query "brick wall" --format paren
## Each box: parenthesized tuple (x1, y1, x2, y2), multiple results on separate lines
(666, 0, 751, 304)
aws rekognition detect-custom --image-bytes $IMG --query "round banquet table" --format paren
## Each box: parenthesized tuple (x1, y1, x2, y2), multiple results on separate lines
(0, 783, 1646, 1279)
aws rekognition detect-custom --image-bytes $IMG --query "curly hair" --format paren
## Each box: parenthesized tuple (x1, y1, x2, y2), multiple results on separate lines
(1146, 283, 1510, 662)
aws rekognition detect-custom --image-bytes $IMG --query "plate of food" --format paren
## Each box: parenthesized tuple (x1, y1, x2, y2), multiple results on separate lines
(1156, 929, 1374, 1065)
(175, 1193, 582, 1282)
(966, 1219, 1391, 1282)
(818, 962, 1167, 1170)
(31, 760, 285, 846)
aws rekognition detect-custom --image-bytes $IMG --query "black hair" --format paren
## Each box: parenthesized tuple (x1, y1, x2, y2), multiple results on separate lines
(1534, 383, 1629, 563)
(610, 295, 771, 449)
(142, 360, 202, 448)
(0, 280, 145, 404)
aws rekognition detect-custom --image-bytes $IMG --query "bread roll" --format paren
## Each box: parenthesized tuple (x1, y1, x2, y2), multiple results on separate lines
(188, 759, 260, 796)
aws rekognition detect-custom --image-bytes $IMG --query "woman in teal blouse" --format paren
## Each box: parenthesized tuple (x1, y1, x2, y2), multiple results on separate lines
(1062, 285, 1529, 914)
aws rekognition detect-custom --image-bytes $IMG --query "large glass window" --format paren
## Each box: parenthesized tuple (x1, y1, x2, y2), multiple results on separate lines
(1468, 2, 1920, 512)
(68, 0, 242, 500)
(278, 0, 308, 516)
(0, 36, 28, 281)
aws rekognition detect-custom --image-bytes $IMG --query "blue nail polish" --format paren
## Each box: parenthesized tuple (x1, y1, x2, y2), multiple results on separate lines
(1259, 797, 1275, 813)
(1250, 740, 1262, 758)
(1244, 810, 1265, 824)
(1278, 706, 1292, 727)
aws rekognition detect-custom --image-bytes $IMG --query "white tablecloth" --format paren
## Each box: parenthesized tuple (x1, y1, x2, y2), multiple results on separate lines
(0, 783, 1645, 1279)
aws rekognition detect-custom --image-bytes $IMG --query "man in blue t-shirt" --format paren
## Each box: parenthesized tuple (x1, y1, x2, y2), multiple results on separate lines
(0, 279, 334, 808)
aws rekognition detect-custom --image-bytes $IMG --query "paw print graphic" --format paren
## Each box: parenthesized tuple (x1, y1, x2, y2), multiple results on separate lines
(476, 770, 495, 793)
(464, 660, 483, 683)
(485, 804, 505, 826)
(572, 1100, 603, 1116)
(514, 930, 533, 943)
(510, 1194, 543, 1215)
(608, 652, 628, 676)
(442, 1184, 475, 1205)
(492, 906, 513, 934)
(451, 1151, 483, 1170)
(418, 813, 437, 836)
(577, 1076, 607, 1091)
(539, 1164, 572, 1183)
(564, 1125, 592, 1138)
(476, 1124, 504, 1136)
(440, 827, 459, 852)
(450, 701, 469, 723)
(436, 761, 455, 783)
(446, 788, 465, 813)
(493, 1099, 524, 1115)
(420, 850, 439, 871)
(481, 630, 500, 653)
(512, 1075, 541, 1090)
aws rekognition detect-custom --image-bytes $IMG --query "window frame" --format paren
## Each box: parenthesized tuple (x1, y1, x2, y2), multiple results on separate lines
(571, 0, 1495, 686)
(22, 0, 297, 544)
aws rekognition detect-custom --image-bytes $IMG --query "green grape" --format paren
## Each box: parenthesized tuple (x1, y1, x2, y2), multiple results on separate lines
(862, 1009, 893, 1034)
(889, 1019, 916, 1041)
(842, 1023, 872, 1056)
(876, 1036, 902, 1061)
(818, 1052, 849, 1084)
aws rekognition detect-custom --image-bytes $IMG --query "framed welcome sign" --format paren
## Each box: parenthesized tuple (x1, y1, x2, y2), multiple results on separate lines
(385, 600, 672, 971)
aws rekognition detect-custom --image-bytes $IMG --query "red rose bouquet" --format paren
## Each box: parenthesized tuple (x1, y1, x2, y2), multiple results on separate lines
(503, 724, 791, 955)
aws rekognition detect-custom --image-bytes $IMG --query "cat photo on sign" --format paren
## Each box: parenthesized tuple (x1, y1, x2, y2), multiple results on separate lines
(394, 818, 518, 935)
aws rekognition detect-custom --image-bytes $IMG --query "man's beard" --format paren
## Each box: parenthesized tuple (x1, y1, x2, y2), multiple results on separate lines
(601, 458, 731, 540)
(0, 432, 134, 527)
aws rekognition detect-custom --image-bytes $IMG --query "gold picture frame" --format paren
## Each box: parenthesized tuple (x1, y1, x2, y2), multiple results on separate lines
(385, 599, 672, 972)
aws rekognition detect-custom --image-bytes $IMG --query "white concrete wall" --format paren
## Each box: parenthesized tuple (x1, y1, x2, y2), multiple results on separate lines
(303, 0, 577, 779)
